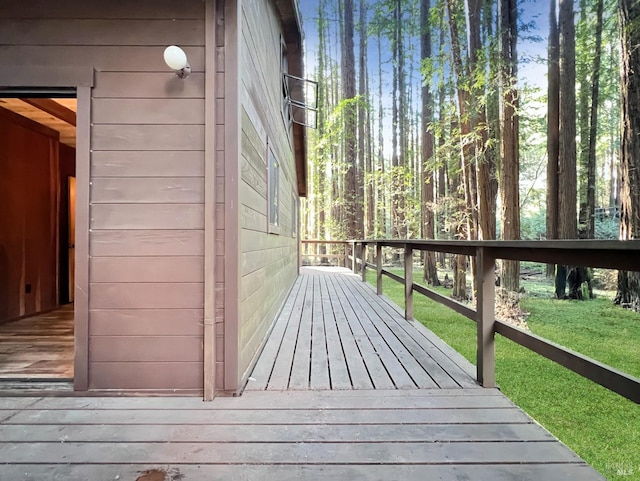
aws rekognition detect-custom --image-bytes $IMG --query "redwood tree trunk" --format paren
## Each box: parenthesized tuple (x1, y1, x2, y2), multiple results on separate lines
(468, 0, 492, 242)
(585, 0, 604, 240)
(446, 0, 479, 246)
(546, 0, 560, 278)
(421, 0, 440, 286)
(360, 0, 374, 240)
(357, 0, 367, 239)
(615, 0, 640, 311)
(499, 0, 520, 292)
(342, 0, 358, 240)
(556, 0, 577, 298)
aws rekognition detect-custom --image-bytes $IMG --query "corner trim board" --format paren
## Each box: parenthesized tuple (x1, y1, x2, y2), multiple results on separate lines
(203, 0, 217, 401)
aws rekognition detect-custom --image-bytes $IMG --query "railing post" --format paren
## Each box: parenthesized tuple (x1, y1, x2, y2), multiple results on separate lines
(404, 244, 413, 320)
(343, 242, 347, 267)
(361, 243, 367, 282)
(376, 243, 383, 295)
(351, 242, 356, 272)
(476, 246, 496, 387)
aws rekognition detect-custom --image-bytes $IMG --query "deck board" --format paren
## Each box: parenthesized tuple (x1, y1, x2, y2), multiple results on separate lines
(0, 440, 584, 464)
(0, 464, 605, 481)
(319, 275, 352, 389)
(310, 276, 331, 389)
(289, 276, 314, 389)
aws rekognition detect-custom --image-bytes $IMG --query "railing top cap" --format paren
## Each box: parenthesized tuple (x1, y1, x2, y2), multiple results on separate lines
(350, 239, 640, 251)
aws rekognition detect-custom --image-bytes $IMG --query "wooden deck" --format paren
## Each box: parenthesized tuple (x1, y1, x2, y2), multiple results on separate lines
(0, 269, 605, 480)
(247, 267, 477, 391)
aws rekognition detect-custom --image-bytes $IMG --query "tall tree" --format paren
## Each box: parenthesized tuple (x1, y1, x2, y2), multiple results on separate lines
(421, 0, 440, 285)
(317, 0, 328, 258)
(484, 0, 500, 241)
(391, 0, 401, 238)
(615, 0, 640, 311)
(467, 0, 492, 243)
(437, 16, 449, 269)
(376, 26, 386, 237)
(546, 0, 560, 278)
(576, 0, 604, 240)
(577, 0, 590, 236)
(584, 0, 604, 239)
(392, 0, 407, 239)
(446, 0, 479, 246)
(556, 0, 577, 298)
(342, 0, 359, 239)
(359, 0, 373, 239)
(499, 0, 520, 292)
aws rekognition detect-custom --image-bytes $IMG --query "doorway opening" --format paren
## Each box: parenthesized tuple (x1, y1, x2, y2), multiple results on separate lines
(0, 89, 77, 390)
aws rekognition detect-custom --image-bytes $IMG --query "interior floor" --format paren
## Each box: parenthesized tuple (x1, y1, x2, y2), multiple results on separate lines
(0, 305, 74, 380)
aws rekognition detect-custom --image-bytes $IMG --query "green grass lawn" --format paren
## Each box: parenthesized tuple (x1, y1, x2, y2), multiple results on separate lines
(368, 271, 640, 481)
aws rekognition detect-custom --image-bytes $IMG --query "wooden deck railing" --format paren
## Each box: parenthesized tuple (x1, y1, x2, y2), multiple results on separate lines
(305, 239, 640, 404)
(301, 240, 351, 267)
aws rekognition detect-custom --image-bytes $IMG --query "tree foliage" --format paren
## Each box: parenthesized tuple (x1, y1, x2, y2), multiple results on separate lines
(301, 0, 628, 305)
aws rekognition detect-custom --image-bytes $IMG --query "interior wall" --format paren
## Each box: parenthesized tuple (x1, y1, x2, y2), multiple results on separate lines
(0, 107, 60, 324)
(58, 144, 76, 304)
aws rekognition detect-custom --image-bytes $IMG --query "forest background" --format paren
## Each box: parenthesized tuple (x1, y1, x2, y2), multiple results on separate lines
(296, 0, 640, 308)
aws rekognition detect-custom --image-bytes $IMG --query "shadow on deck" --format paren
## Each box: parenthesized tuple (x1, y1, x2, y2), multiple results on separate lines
(0, 268, 605, 480)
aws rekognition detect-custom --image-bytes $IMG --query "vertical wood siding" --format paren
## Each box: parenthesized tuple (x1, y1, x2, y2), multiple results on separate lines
(0, 0, 207, 392)
(236, 0, 299, 385)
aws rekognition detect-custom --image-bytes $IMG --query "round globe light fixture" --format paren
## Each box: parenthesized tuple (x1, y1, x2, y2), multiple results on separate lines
(163, 45, 191, 78)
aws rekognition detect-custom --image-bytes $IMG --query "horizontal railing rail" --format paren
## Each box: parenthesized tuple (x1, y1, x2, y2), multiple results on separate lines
(338, 239, 640, 404)
(301, 239, 351, 268)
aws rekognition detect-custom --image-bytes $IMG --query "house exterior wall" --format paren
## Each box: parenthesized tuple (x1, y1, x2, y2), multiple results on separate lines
(0, 0, 303, 395)
(222, 0, 301, 391)
(0, 0, 207, 392)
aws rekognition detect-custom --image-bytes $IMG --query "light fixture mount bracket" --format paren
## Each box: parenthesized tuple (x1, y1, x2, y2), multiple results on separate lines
(176, 65, 191, 79)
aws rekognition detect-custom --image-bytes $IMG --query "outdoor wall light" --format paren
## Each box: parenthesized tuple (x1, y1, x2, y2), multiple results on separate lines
(164, 45, 191, 78)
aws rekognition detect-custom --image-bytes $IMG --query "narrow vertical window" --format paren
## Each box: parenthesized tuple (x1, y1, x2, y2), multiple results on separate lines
(268, 146, 280, 231)
(292, 193, 297, 238)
